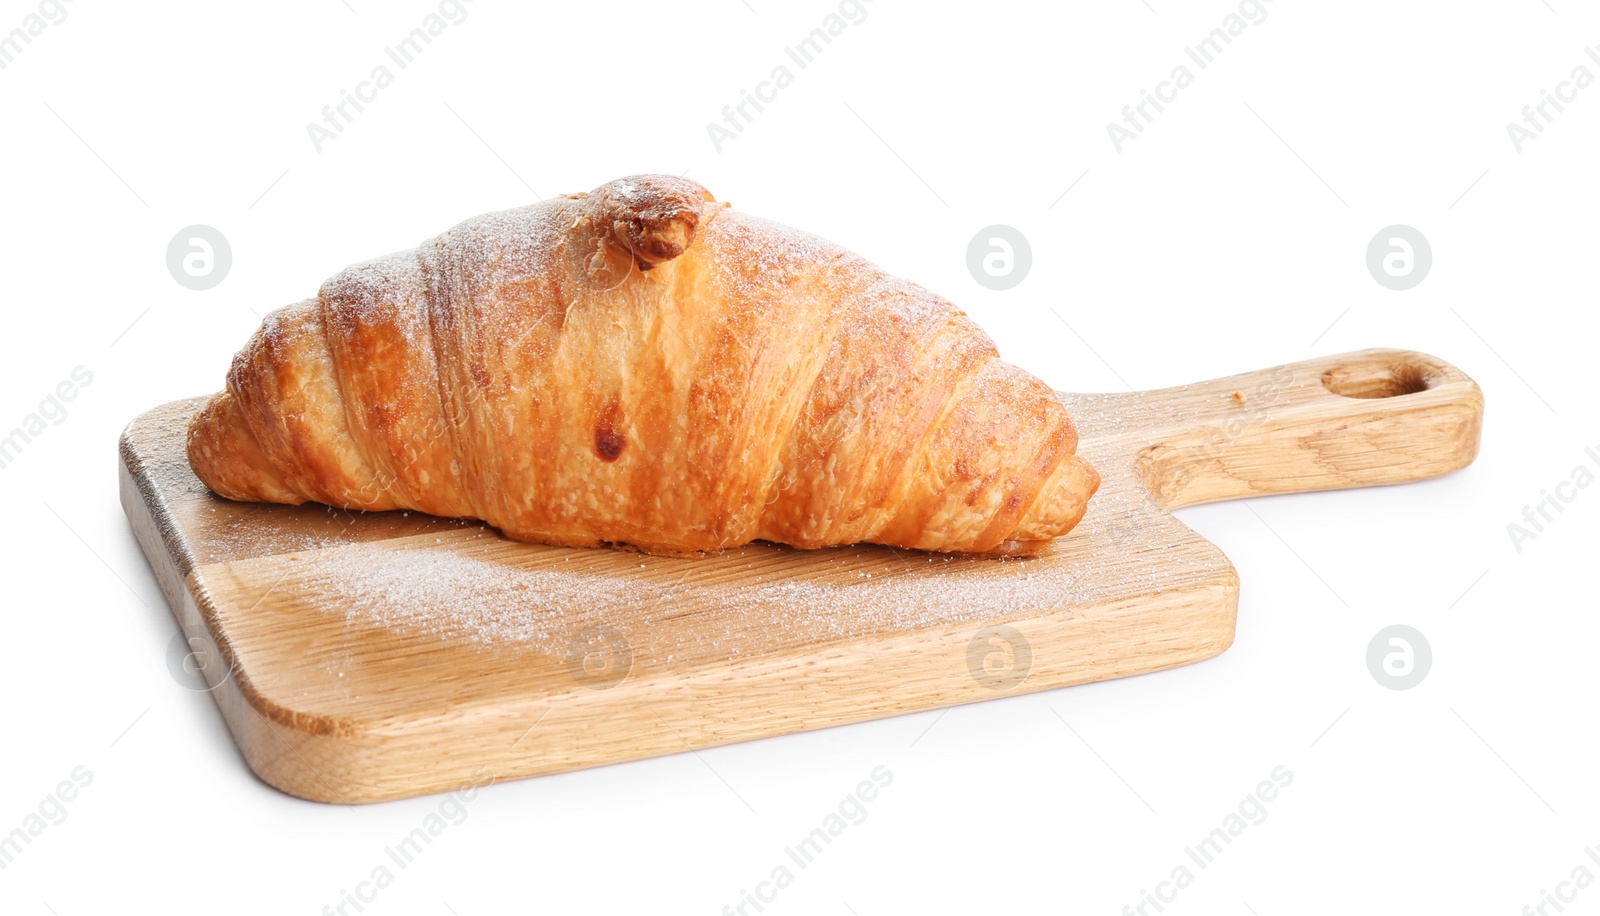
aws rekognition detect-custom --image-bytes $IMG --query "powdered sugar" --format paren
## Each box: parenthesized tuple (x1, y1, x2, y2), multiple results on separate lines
(277, 525, 1153, 665)
(310, 536, 607, 648)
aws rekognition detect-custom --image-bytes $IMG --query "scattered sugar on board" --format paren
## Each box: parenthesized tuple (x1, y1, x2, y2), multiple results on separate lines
(303, 542, 628, 651)
(281, 528, 1167, 663)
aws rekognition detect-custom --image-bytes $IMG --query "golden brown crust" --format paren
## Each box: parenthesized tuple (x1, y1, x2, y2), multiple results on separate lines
(186, 174, 1099, 556)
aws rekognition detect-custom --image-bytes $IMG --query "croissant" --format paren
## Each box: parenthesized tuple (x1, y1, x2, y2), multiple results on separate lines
(186, 175, 1099, 557)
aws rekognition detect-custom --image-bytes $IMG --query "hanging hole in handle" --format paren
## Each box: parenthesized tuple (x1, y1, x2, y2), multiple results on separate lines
(1321, 358, 1437, 399)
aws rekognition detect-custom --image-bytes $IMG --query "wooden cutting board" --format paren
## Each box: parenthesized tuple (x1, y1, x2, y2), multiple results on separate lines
(120, 348, 1482, 804)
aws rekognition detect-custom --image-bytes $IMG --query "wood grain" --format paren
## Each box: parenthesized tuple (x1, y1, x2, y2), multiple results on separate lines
(120, 348, 1482, 803)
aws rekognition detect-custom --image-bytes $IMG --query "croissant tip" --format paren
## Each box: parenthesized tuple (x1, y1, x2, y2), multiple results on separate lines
(587, 174, 714, 270)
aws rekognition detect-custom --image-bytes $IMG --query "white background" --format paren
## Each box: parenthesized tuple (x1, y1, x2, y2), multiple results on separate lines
(2, 1, 1597, 913)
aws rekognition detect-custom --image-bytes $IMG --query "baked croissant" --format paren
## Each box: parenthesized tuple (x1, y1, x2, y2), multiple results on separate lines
(187, 175, 1099, 557)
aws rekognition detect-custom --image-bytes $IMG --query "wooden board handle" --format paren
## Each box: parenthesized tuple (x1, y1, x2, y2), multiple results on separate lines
(1122, 348, 1484, 508)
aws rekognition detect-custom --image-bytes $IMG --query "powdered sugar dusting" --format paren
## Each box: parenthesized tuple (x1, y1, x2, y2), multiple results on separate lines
(271, 519, 1192, 666)
(314, 538, 613, 648)
(704, 209, 843, 301)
